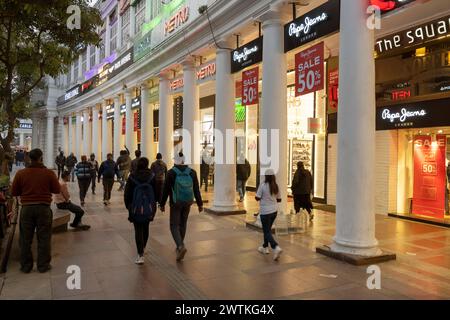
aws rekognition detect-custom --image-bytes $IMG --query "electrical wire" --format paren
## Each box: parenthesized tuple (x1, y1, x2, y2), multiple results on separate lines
(204, 7, 234, 51)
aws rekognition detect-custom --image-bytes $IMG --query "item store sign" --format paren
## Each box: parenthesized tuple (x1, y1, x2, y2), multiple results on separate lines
(375, 14, 450, 55)
(64, 85, 81, 102)
(284, 0, 340, 53)
(295, 42, 324, 97)
(242, 67, 259, 106)
(376, 98, 450, 130)
(231, 37, 263, 73)
(413, 134, 446, 219)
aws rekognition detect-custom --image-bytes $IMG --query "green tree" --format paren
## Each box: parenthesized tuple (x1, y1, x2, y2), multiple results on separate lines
(0, 0, 102, 174)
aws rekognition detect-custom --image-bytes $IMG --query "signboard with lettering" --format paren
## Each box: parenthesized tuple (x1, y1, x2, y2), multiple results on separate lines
(97, 47, 134, 86)
(196, 61, 216, 84)
(295, 42, 324, 96)
(284, 0, 340, 53)
(231, 37, 263, 74)
(132, 97, 141, 109)
(413, 134, 446, 219)
(173, 96, 183, 129)
(370, 0, 416, 14)
(375, 15, 450, 55)
(64, 85, 81, 102)
(376, 98, 450, 130)
(165, 6, 189, 35)
(106, 104, 115, 120)
(242, 67, 259, 106)
(19, 123, 33, 129)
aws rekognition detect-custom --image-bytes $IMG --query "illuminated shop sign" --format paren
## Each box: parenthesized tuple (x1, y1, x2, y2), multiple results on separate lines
(284, 0, 340, 53)
(170, 78, 184, 92)
(106, 104, 115, 120)
(391, 89, 411, 101)
(165, 6, 189, 35)
(376, 98, 450, 130)
(98, 47, 134, 86)
(64, 85, 81, 102)
(19, 123, 32, 129)
(375, 15, 450, 54)
(196, 62, 216, 82)
(370, 0, 416, 14)
(132, 97, 141, 109)
(120, 104, 126, 114)
(231, 37, 263, 73)
(84, 53, 117, 80)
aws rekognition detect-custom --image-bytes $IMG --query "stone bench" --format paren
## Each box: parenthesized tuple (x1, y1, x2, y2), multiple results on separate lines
(52, 209, 71, 233)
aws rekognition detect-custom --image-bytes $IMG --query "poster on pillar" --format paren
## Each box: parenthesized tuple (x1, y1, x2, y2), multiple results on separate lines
(134, 112, 139, 132)
(412, 135, 446, 219)
(242, 67, 259, 106)
(122, 117, 126, 135)
(295, 42, 324, 97)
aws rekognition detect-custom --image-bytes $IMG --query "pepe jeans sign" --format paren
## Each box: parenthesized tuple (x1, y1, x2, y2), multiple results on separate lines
(284, 0, 340, 53)
(376, 98, 450, 130)
(375, 15, 450, 54)
(231, 37, 263, 73)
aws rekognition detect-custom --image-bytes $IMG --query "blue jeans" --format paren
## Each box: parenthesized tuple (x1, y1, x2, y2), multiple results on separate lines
(237, 179, 246, 199)
(260, 213, 278, 249)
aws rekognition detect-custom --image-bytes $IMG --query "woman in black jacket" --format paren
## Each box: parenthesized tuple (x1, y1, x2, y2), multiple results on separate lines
(124, 157, 159, 265)
(291, 161, 314, 220)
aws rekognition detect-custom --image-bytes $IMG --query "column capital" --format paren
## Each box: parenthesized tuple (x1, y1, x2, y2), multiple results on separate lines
(259, 7, 283, 29)
(159, 70, 171, 81)
(181, 57, 196, 70)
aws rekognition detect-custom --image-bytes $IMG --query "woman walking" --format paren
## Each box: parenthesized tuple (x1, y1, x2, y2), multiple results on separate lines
(75, 155, 93, 206)
(255, 171, 283, 261)
(124, 157, 159, 265)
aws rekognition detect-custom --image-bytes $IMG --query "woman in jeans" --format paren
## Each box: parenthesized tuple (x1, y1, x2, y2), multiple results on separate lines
(255, 172, 283, 261)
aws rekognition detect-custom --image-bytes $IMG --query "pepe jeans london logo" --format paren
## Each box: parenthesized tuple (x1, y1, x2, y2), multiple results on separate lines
(382, 108, 427, 123)
(233, 46, 259, 63)
(288, 13, 328, 38)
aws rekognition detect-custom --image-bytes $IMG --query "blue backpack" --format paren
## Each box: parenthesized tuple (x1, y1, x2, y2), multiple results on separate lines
(130, 176, 156, 223)
(172, 167, 194, 203)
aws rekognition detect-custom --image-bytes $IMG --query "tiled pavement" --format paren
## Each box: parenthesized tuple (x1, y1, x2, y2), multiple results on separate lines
(1, 181, 450, 300)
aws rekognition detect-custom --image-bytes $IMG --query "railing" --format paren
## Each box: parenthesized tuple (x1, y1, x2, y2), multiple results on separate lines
(0, 194, 19, 274)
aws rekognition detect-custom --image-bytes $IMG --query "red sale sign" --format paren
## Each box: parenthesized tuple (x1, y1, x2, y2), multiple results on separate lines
(122, 116, 126, 135)
(295, 42, 324, 97)
(413, 135, 446, 219)
(242, 67, 259, 105)
(134, 112, 138, 132)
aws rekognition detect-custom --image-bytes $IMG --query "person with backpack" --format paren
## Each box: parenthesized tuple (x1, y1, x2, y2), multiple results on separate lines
(160, 152, 203, 262)
(74, 155, 93, 206)
(88, 153, 99, 195)
(116, 149, 132, 191)
(150, 153, 167, 205)
(236, 153, 251, 202)
(55, 151, 66, 180)
(98, 153, 119, 205)
(65, 153, 78, 182)
(291, 161, 314, 221)
(124, 157, 159, 265)
(255, 171, 283, 261)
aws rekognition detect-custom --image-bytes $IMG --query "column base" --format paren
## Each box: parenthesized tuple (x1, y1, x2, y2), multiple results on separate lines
(316, 245, 396, 266)
(204, 204, 246, 216)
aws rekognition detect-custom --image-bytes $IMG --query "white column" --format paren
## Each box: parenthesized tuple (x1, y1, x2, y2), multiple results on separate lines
(31, 114, 39, 149)
(113, 95, 121, 160)
(141, 83, 154, 159)
(105, 15, 111, 57)
(210, 41, 240, 211)
(92, 107, 100, 158)
(82, 109, 91, 156)
(68, 115, 73, 155)
(101, 101, 109, 161)
(260, 14, 288, 214)
(19, 133, 25, 147)
(130, 5, 136, 38)
(125, 89, 134, 152)
(60, 116, 68, 155)
(331, 0, 381, 257)
(45, 111, 56, 168)
(75, 112, 82, 159)
(95, 46, 100, 65)
(158, 73, 173, 168)
(182, 59, 200, 174)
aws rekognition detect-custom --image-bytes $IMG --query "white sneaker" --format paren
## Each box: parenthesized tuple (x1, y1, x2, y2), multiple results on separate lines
(135, 255, 144, 265)
(258, 247, 270, 255)
(273, 246, 283, 261)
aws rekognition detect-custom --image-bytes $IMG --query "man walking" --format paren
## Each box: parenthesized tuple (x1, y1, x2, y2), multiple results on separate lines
(65, 152, 78, 182)
(74, 155, 93, 206)
(236, 153, 251, 202)
(88, 154, 99, 195)
(160, 152, 203, 262)
(116, 149, 131, 191)
(150, 153, 167, 205)
(11, 149, 60, 273)
(98, 153, 119, 206)
(130, 150, 141, 176)
(55, 151, 66, 180)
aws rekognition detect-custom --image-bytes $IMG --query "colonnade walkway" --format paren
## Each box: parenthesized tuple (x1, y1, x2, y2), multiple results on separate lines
(1, 179, 450, 300)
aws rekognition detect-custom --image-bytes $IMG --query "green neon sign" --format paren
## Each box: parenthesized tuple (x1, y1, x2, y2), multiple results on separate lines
(141, 0, 185, 35)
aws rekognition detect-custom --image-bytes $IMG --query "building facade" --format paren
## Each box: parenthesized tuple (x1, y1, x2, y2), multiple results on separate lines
(32, 0, 450, 256)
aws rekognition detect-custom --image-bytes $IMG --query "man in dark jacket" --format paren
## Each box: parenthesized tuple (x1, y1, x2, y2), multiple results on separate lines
(98, 153, 119, 205)
(116, 149, 132, 191)
(11, 148, 60, 273)
(291, 161, 314, 220)
(124, 157, 160, 265)
(55, 151, 66, 179)
(88, 153, 99, 195)
(236, 154, 251, 202)
(65, 153, 78, 182)
(160, 152, 203, 262)
(130, 150, 141, 176)
(75, 155, 93, 206)
(150, 153, 167, 204)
